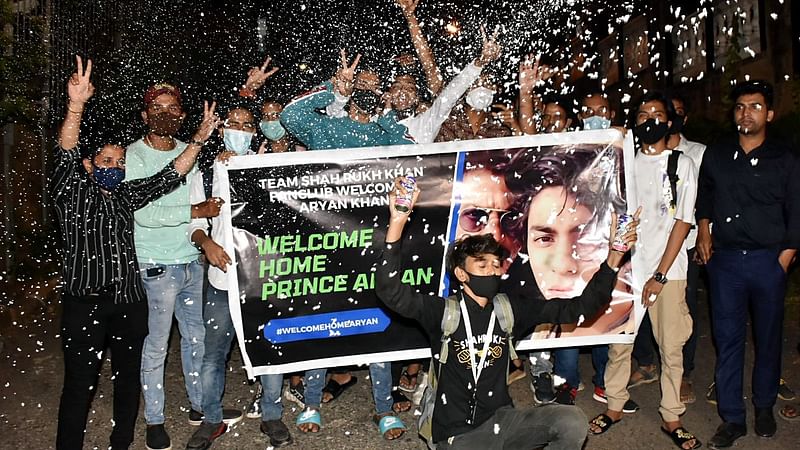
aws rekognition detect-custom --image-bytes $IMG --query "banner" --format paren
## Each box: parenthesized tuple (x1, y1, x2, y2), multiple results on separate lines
(218, 130, 643, 377)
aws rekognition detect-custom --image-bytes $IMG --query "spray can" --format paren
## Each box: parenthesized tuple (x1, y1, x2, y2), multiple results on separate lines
(394, 176, 416, 213)
(612, 213, 633, 252)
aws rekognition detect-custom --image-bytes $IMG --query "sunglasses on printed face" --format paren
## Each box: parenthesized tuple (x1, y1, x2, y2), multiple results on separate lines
(458, 207, 519, 234)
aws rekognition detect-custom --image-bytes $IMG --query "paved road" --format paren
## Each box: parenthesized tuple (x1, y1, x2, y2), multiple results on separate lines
(1, 290, 798, 449)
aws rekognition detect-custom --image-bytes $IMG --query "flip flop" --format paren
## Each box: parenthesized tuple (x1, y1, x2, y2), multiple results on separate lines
(398, 369, 419, 393)
(296, 407, 321, 433)
(375, 413, 407, 440)
(391, 390, 412, 413)
(779, 404, 800, 422)
(661, 426, 702, 449)
(589, 413, 620, 435)
(321, 376, 357, 403)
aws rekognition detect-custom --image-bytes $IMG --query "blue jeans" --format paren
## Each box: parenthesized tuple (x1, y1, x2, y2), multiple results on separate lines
(140, 260, 205, 425)
(707, 248, 785, 425)
(553, 346, 609, 389)
(304, 362, 393, 414)
(200, 285, 236, 423)
(259, 374, 285, 422)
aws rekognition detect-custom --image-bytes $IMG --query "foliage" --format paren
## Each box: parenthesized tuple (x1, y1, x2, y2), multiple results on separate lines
(0, 0, 48, 126)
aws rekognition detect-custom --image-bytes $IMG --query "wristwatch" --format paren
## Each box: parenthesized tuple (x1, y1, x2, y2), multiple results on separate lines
(653, 272, 668, 284)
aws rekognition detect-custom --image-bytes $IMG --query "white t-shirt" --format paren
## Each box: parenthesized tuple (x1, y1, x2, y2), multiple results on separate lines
(674, 135, 706, 249)
(634, 150, 698, 280)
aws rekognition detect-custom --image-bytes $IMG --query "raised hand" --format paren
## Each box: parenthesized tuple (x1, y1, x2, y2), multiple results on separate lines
(67, 55, 95, 108)
(192, 101, 221, 144)
(244, 57, 279, 92)
(395, 0, 420, 18)
(333, 49, 362, 97)
(518, 54, 541, 94)
(476, 26, 502, 67)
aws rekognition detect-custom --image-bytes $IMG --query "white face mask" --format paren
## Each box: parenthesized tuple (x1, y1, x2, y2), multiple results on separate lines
(466, 86, 495, 111)
(222, 128, 254, 155)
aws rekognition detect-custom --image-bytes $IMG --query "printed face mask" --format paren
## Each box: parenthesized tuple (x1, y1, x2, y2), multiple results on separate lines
(464, 272, 501, 299)
(582, 115, 612, 130)
(147, 112, 183, 136)
(633, 118, 670, 145)
(260, 120, 286, 141)
(466, 86, 495, 111)
(92, 165, 125, 191)
(223, 128, 254, 155)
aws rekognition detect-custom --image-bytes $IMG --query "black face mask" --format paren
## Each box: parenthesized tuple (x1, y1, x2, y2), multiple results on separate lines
(351, 89, 380, 114)
(633, 118, 670, 145)
(670, 114, 686, 134)
(464, 272, 501, 300)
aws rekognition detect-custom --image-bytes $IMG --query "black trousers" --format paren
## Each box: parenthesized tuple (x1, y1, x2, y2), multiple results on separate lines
(56, 294, 148, 450)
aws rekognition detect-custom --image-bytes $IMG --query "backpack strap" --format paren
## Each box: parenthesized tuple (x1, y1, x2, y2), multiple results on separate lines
(492, 293, 518, 362)
(666, 150, 682, 210)
(438, 296, 461, 365)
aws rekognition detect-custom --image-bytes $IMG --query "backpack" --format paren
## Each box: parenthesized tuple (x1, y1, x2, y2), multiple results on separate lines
(666, 150, 682, 210)
(417, 294, 517, 449)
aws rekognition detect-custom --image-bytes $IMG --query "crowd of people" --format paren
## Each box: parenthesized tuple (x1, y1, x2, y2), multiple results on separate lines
(50, 1, 800, 449)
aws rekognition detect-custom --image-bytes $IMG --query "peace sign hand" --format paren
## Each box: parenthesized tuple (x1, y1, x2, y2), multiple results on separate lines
(67, 55, 95, 107)
(244, 57, 279, 92)
(193, 101, 221, 144)
(476, 26, 501, 67)
(395, 0, 420, 18)
(333, 49, 362, 97)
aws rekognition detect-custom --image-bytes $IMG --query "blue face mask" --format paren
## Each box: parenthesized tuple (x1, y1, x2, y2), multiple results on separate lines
(260, 120, 286, 141)
(92, 165, 125, 191)
(223, 128, 254, 155)
(582, 115, 612, 130)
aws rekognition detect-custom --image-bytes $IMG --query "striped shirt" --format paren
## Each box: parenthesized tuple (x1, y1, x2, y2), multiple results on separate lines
(49, 146, 185, 304)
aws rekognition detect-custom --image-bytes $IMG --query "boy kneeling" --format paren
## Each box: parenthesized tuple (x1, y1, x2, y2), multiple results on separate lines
(375, 177, 638, 449)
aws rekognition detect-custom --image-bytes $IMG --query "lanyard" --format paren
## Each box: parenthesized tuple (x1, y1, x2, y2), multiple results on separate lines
(459, 296, 496, 386)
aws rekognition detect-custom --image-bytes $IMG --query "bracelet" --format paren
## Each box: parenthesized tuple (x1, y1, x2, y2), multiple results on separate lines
(189, 138, 205, 147)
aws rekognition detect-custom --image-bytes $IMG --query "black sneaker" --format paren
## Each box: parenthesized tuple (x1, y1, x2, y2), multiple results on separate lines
(186, 422, 227, 450)
(554, 383, 577, 405)
(530, 373, 556, 405)
(260, 419, 294, 447)
(188, 409, 204, 426)
(778, 378, 796, 401)
(145, 424, 171, 450)
(622, 399, 640, 413)
(284, 381, 306, 408)
(246, 383, 263, 419)
(188, 408, 243, 426)
(222, 409, 243, 426)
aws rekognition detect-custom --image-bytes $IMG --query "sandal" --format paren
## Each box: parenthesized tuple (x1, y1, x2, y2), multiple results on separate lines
(588, 413, 619, 435)
(321, 376, 357, 403)
(398, 369, 419, 393)
(628, 365, 658, 389)
(296, 407, 321, 433)
(680, 378, 696, 404)
(661, 426, 701, 449)
(392, 390, 412, 413)
(779, 404, 800, 422)
(374, 413, 407, 440)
